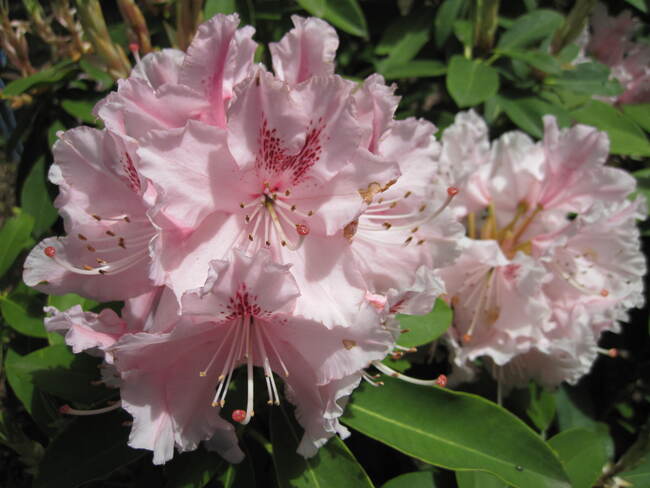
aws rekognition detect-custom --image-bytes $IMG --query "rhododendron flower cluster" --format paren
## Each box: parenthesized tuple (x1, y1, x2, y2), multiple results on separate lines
(23, 14, 462, 464)
(438, 111, 646, 388)
(586, 3, 650, 104)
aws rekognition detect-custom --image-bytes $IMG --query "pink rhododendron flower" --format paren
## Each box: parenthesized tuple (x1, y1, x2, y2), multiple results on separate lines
(586, 3, 650, 104)
(440, 111, 646, 388)
(25, 13, 457, 464)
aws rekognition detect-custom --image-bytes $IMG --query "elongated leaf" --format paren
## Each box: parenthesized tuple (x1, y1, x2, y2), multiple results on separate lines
(382, 471, 438, 488)
(164, 448, 225, 488)
(5, 345, 112, 405)
(381, 60, 446, 80)
(622, 104, 650, 133)
(554, 386, 598, 432)
(0, 296, 47, 338)
(496, 49, 561, 74)
(297, 0, 367, 37)
(204, 0, 237, 17)
(0, 212, 34, 279)
(2, 60, 76, 96)
(33, 411, 144, 488)
(621, 457, 650, 485)
(571, 100, 650, 156)
(624, 0, 648, 13)
(496, 94, 571, 138)
(397, 299, 452, 348)
(548, 62, 622, 97)
(456, 471, 507, 488)
(497, 10, 564, 49)
(447, 56, 499, 108)
(270, 405, 374, 488)
(525, 382, 556, 433)
(342, 377, 571, 488)
(20, 158, 58, 237)
(376, 9, 432, 71)
(434, 0, 465, 47)
(47, 293, 99, 312)
(548, 428, 611, 488)
(61, 99, 98, 125)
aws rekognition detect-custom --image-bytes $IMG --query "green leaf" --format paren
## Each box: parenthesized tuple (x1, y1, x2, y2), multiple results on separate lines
(548, 428, 611, 488)
(297, 0, 368, 37)
(548, 62, 623, 97)
(204, 0, 237, 17)
(4, 345, 112, 405)
(622, 104, 650, 133)
(571, 100, 650, 156)
(0, 211, 35, 279)
(164, 448, 225, 488)
(382, 471, 439, 488)
(0, 296, 47, 338)
(61, 99, 98, 125)
(496, 94, 572, 138)
(376, 9, 432, 71)
(497, 10, 564, 49)
(79, 58, 114, 87)
(2, 60, 77, 96)
(270, 405, 374, 488)
(621, 456, 650, 485)
(554, 386, 598, 432)
(48, 120, 66, 148)
(456, 470, 507, 488)
(216, 446, 256, 487)
(33, 411, 145, 488)
(624, 0, 648, 13)
(342, 377, 571, 488)
(47, 293, 99, 312)
(396, 299, 452, 348)
(20, 158, 58, 237)
(381, 60, 446, 80)
(434, 0, 465, 48)
(525, 382, 556, 433)
(453, 20, 473, 47)
(496, 49, 561, 74)
(446, 56, 500, 108)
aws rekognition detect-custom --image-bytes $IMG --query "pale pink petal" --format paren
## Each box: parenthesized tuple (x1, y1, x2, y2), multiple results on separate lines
(353, 74, 400, 153)
(131, 49, 185, 89)
(270, 15, 339, 86)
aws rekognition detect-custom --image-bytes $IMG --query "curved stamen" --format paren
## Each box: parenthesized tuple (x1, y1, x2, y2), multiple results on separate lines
(60, 401, 121, 416)
(372, 361, 441, 386)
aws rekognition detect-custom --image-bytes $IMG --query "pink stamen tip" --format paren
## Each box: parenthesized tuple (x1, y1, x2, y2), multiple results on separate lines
(296, 223, 310, 236)
(435, 374, 448, 388)
(59, 404, 71, 414)
(44, 246, 56, 258)
(231, 409, 246, 423)
(608, 348, 618, 358)
(462, 333, 472, 344)
(447, 187, 459, 197)
(129, 42, 139, 53)
(600, 289, 609, 297)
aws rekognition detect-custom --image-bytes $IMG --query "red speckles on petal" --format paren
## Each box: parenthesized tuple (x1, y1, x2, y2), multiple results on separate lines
(255, 118, 324, 185)
(121, 152, 141, 193)
(44, 246, 56, 258)
(225, 283, 272, 319)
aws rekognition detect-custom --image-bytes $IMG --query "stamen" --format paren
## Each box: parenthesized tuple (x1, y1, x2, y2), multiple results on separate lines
(60, 401, 121, 416)
(597, 347, 618, 358)
(435, 374, 448, 387)
(373, 361, 441, 386)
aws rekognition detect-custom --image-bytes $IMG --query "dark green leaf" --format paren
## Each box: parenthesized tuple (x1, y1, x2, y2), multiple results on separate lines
(621, 457, 650, 485)
(297, 0, 368, 37)
(20, 158, 58, 237)
(554, 386, 598, 432)
(4, 345, 112, 404)
(0, 296, 47, 338)
(2, 61, 77, 96)
(0, 211, 34, 279)
(548, 428, 611, 488)
(548, 62, 623, 97)
(496, 49, 561, 74)
(622, 104, 650, 133)
(525, 382, 556, 433)
(270, 405, 374, 488)
(48, 120, 66, 148)
(496, 94, 572, 138)
(434, 0, 465, 48)
(382, 471, 438, 488)
(381, 60, 446, 80)
(397, 299, 452, 348)
(164, 448, 225, 488)
(456, 471, 507, 488)
(497, 10, 564, 49)
(61, 99, 98, 125)
(571, 100, 650, 156)
(342, 377, 571, 488)
(79, 58, 115, 87)
(624, 0, 648, 13)
(33, 411, 145, 488)
(297, 0, 325, 16)
(376, 9, 432, 71)
(447, 56, 499, 108)
(453, 20, 473, 47)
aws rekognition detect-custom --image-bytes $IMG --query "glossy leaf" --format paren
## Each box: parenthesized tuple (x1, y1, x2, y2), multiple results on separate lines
(381, 60, 446, 80)
(434, 0, 465, 48)
(382, 471, 438, 488)
(297, 0, 367, 37)
(0, 296, 47, 338)
(20, 158, 58, 237)
(456, 470, 507, 488)
(376, 9, 431, 71)
(497, 10, 564, 49)
(396, 299, 452, 348)
(571, 100, 650, 156)
(33, 411, 144, 488)
(342, 377, 571, 488)
(61, 99, 98, 125)
(622, 104, 650, 133)
(620, 456, 650, 486)
(446, 56, 499, 108)
(0, 211, 35, 279)
(270, 405, 374, 488)
(548, 428, 611, 488)
(548, 62, 623, 97)
(496, 49, 561, 74)
(496, 94, 572, 138)
(2, 60, 76, 96)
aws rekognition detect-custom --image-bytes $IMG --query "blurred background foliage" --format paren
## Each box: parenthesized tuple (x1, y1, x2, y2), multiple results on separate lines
(0, 1, 649, 487)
